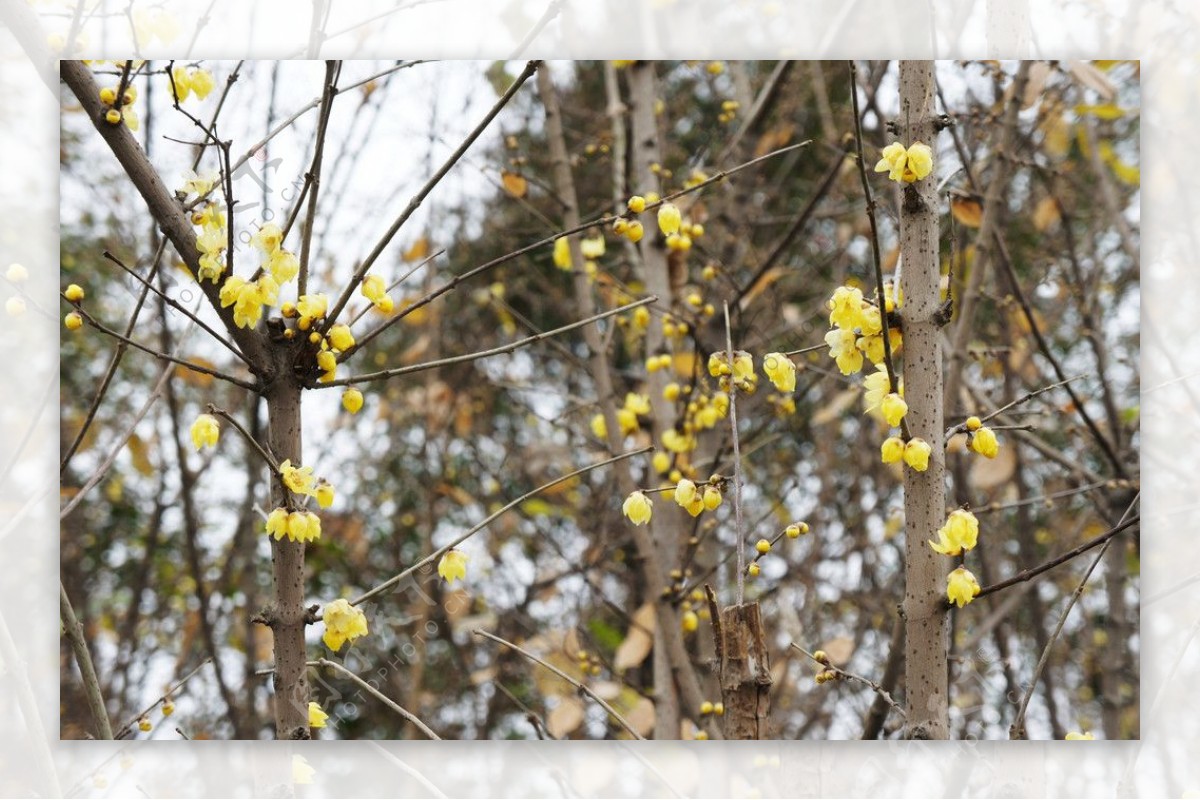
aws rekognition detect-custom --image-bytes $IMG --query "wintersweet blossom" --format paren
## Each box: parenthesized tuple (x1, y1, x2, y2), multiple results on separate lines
(342, 388, 363, 414)
(881, 436, 905, 464)
(903, 438, 932, 471)
(881, 393, 909, 427)
(623, 491, 653, 525)
(322, 599, 368, 651)
(875, 141, 934, 183)
(674, 479, 698, 508)
(190, 414, 220, 450)
(928, 509, 980, 556)
(308, 702, 328, 729)
(946, 566, 981, 608)
(657, 203, 682, 236)
(438, 549, 468, 584)
(762, 352, 797, 392)
(971, 426, 999, 458)
(828, 286, 865, 330)
(824, 329, 864, 375)
(279, 459, 316, 496)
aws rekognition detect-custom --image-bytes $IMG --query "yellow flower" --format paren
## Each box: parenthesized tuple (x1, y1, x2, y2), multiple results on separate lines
(251, 223, 282, 254)
(881, 436, 905, 464)
(786, 522, 809, 538)
(64, 283, 85, 302)
(762, 352, 796, 392)
(374, 295, 395, 314)
(1065, 731, 1095, 740)
(748, 563, 761, 577)
(971, 426, 999, 458)
(361, 274, 387, 303)
(863, 364, 894, 415)
(279, 459, 316, 496)
(190, 413, 220, 450)
(438, 548, 468, 584)
(622, 491, 653, 525)
(161, 700, 174, 716)
(333, 390, 363, 419)
(181, 169, 219, 197)
(316, 350, 337, 374)
(327, 324, 355, 352)
(703, 485, 722, 510)
(965, 415, 982, 432)
(616, 408, 638, 436)
(297, 293, 329, 320)
(661, 429, 696, 453)
(552, 236, 572, 270)
(674, 479, 697, 507)
(881, 393, 908, 427)
(265, 508, 289, 540)
(755, 538, 771, 554)
(105, 108, 122, 125)
(904, 438, 932, 471)
(138, 717, 151, 732)
(657, 203, 682, 236)
(624, 393, 652, 416)
(315, 482, 335, 510)
(627, 195, 646, 213)
(188, 68, 216, 100)
(590, 413, 608, 440)
(684, 495, 705, 517)
(286, 511, 321, 543)
(64, 311, 84, 330)
(308, 702, 328, 729)
(707, 351, 731, 377)
(322, 598, 369, 651)
(268, 250, 299, 284)
(828, 285, 865, 330)
(681, 610, 699, 633)
(874, 141, 934, 183)
(929, 509, 979, 556)
(946, 566, 981, 608)
(100, 86, 117, 105)
(824, 329, 864, 375)
(170, 66, 193, 101)
(652, 452, 671, 474)
(858, 304, 882, 337)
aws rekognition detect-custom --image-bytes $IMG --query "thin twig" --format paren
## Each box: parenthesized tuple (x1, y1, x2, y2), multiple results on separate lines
(789, 642, 905, 719)
(1009, 494, 1139, 739)
(60, 582, 113, 739)
(724, 302, 746, 605)
(341, 139, 814, 361)
(321, 296, 656, 388)
(943, 375, 1084, 444)
(312, 659, 441, 739)
(101, 250, 251, 366)
(473, 629, 644, 740)
(974, 513, 1139, 603)
(348, 446, 651, 609)
(113, 658, 212, 739)
(66, 297, 257, 391)
(323, 60, 541, 332)
(206, 404, 279, 472)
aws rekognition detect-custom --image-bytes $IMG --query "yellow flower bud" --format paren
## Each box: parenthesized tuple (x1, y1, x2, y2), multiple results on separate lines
(904, 438, 932, 471)
(105, 109, 122, 125)
(971, 426, 999, 458)
(99, 87, 117, 105)
(681, 610, 699, 633)
(965, 415, 982, 432)
(342, 388, 363, 414)
(702, 485, 721, 511)
(625, 220, 645, 243)
(627, 195, 646, 213)
(64, 311, 84, 330)
(755, 538, 771, 555)
(622, 491, 653, 525)
(881, 436, 905, 464)
(64, 284, 85, 302)
(657, 203, 682, 236)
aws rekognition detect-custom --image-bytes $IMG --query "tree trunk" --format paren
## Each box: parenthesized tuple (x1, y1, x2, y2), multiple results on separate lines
(265, 364, 310, 738)
(898, 60, 949, 740)
(714, 601, 771, 739)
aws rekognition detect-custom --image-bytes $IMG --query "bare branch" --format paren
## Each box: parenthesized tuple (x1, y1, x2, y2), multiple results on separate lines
(312, 659, 441, 739)
(473, 629, 644, 740)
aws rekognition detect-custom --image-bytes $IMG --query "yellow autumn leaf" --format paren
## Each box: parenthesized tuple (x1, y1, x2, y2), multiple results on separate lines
(1033, 196, 1061, 232)
(950, 196, 984, 228)
(175, 357, 217, 387)
(127, 432, 155, 476)
(403, 237, 430, 262)
(500, 169, 528, 198)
